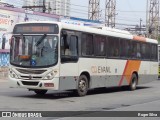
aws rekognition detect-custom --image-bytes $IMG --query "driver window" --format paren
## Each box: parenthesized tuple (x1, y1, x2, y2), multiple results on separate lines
(61, 33, 68, 55)
(61, 31, 78, 57)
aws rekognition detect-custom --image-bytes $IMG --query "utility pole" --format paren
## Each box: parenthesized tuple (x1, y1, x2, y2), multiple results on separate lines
(140, 18, 142, 35)
(48, 2, 52, 14)
(105, 0, 116, 28)
(43, 0, 46, 13)
(88, 0, 100, 21)
(146, 0, 159, 39)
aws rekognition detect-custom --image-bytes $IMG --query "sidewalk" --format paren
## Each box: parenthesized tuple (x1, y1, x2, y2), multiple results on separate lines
(0, 77, 8, 82)
(0, 67, 8, 82)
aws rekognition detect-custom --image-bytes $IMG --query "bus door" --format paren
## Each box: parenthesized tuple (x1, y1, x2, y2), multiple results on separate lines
(59, 30, 79, 90)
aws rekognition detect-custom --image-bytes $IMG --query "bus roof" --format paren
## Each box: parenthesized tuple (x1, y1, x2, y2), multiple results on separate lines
(15, 21, 158, 44)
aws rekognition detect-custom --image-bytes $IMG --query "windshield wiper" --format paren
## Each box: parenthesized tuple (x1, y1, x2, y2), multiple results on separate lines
(35, 34, 47, 46)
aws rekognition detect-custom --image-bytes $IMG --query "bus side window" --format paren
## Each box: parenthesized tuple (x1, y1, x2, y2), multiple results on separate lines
(120, 39, 129, 58)
(151, 44, 158, 61)
(108, 37, 120, 58)
(95, 35, 106, 56)
(131, 42, 137, 59)
(67, 35, 78, 56)
(136, 42, 141, 59)
(81, 33, 93, 56)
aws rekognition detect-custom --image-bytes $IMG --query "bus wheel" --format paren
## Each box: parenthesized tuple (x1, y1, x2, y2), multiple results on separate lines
(76, 75, 88, 96)
(34, 90, 48, 95)
(129, 74, 138, 91)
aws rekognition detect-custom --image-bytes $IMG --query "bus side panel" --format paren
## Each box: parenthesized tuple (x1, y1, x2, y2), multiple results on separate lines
(79, 58, 106, 89)
(59, 62, 78, 90)
(138, 61, 153, 84)
(150, 61, 159, 78)
(127, 60, 158, 85)
(149, 61, 158, 82)
(106, 59, 128, 87)
(79, 58, 130, 88)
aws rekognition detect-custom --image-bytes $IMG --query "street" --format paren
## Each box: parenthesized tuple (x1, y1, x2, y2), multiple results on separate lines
(0, 78, 160, 119)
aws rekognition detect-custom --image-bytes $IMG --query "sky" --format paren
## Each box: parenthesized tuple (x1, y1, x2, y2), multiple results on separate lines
(70, 0, 147, 29)
(0, 0, 23, 6)
(0, 0, 147, 29)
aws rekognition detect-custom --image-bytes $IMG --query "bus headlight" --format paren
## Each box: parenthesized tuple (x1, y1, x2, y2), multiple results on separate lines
(9, 69, 18, 78)
(43, 70, 58, 80)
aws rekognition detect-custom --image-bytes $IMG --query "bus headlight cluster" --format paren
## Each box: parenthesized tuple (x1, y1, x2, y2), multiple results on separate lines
(9, 69, 18, 78)
(43, 70, 58, 80)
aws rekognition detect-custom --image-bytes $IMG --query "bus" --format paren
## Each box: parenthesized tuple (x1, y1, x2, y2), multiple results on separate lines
(158, 45, 160, 77)
(9, 21, 158, 96)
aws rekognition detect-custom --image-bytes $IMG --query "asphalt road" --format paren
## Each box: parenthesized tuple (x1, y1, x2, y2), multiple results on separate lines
(0, 78, 160, 120)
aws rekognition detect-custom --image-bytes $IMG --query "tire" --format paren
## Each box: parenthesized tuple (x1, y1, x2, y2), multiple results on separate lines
(129, 74, 138, 91)
(76, 75, 89, 97)
(34, 90, 48, 95)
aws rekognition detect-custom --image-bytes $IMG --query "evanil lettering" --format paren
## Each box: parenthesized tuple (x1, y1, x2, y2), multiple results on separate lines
(98, 66, 111, 73)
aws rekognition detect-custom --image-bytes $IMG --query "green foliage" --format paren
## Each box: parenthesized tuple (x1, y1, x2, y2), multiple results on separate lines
(158, 36, 160, 43)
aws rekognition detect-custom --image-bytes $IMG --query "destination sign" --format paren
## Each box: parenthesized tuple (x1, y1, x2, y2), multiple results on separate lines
(13, 23, 59, 34)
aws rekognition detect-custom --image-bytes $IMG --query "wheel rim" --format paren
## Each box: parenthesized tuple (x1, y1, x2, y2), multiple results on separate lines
(132, 78, 136, 89)
(79, 79, 87, 92)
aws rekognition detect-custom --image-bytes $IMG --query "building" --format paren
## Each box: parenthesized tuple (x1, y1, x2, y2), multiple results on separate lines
(0, 0, 24, 7)
(24, 0, 70, 16)
(51, 0, 70, 16)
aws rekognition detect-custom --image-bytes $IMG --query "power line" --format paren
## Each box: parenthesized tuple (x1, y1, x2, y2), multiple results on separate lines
(116, 10, 146, 13)
(1, 0, 148, 14)
(2, 0, 147, 20)
(23, 0, 88, 8)
(0, 0, 148, 32)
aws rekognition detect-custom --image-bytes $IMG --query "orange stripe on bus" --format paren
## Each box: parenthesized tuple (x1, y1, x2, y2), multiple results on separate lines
(133, 36, 146, 42)
(119, 60, 141, 86)
(118, 60, 129, 86)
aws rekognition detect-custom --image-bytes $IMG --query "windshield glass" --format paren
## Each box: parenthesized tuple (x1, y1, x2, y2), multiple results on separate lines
(10, 35, 58, 68)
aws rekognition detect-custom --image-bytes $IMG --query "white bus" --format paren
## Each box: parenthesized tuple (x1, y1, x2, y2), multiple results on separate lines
(158, 45, 160, 77)
(9, 21, 158, 96)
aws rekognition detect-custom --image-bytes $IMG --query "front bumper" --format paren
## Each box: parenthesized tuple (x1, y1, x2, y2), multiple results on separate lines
(8, 76, 59, 90)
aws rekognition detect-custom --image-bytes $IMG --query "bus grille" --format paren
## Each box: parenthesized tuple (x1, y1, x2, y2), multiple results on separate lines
(20, 76, 42, 80)
(16, 69, 46, 74)
(22, 81, 39, 86)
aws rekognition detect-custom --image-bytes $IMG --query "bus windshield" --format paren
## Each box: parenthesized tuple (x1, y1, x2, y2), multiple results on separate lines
(10, 35, 58, 68)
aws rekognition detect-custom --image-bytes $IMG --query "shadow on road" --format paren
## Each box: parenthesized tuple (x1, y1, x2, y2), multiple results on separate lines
(87, 86, 150, 95)
(10, 86, 151, 99)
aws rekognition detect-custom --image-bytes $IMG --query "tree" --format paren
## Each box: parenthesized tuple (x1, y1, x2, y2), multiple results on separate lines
(158, 36, 160, 44)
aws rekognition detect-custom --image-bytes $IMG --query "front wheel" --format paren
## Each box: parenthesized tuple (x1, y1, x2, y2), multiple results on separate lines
(76, 75, 89, 97)
(34, 90, 48, 95)
(129, 74, 138, 91)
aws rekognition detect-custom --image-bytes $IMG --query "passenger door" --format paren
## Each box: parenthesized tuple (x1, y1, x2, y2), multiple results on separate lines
(59, 30, 79, 90)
